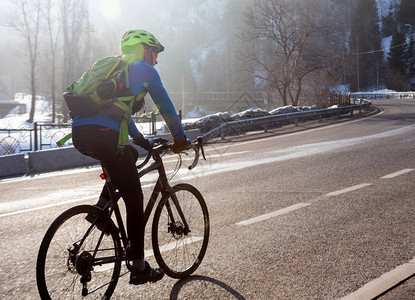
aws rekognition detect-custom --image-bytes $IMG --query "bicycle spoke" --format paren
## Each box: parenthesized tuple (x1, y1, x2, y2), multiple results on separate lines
(152, 184, 209, 278)
(37, 205, 121, 299)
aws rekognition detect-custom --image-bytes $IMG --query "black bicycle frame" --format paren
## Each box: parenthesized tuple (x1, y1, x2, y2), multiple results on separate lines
(88, 146, 190, 265)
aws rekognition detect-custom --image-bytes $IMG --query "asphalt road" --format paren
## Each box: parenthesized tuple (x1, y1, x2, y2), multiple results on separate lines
(1, 99, 415, 299)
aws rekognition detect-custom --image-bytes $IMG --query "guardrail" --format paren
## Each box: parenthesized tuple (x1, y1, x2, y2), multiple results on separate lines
(203, 100, 372, 140)
(350, 92, 415, 99)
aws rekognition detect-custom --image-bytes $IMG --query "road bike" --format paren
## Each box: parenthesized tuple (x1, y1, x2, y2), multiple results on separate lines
(36, 137, 210, 299)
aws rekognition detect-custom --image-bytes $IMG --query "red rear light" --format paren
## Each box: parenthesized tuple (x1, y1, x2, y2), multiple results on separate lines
(100, 173, 107, 180)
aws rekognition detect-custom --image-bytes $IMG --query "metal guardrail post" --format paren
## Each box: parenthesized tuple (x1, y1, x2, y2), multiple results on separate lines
(39, 124, 43, 150)
(34, 122, 38, 151)
(220, 120, 225, 140)
(151, 112, 156, 135)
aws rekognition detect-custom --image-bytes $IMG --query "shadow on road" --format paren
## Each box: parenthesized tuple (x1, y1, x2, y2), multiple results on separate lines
(169, 275, 246, 300)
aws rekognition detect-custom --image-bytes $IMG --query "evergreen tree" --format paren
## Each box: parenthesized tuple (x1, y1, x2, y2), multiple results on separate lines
(382, 2, 399, 36)
(386, 28, 408, 91)
(399, 0, 415, 26)
(349, 0, 382, 91)
(388, 29, 406, 73)
(405, 34, 415, 75)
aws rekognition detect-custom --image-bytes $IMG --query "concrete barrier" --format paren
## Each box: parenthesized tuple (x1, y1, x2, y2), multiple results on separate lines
(0, 129, 202, 177)
(28, 146, 98, 173)
(0, 153, 27, 177)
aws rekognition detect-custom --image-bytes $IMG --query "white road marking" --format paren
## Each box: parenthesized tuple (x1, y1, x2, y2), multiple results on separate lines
(0, 181, 159, 217)
(144, 236, 204, 258)
(0, 166, 102, 184)
(0, 151, 246, 185)
(341, 257, 415, 300)
(381, 168, 414, 179)
(236, 203, 311, 226)
(324, 183, 372, 197)
(0, 196, 97, 218)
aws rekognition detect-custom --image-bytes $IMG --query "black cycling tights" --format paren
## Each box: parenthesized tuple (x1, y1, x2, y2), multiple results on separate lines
(72, 124, 144, 260)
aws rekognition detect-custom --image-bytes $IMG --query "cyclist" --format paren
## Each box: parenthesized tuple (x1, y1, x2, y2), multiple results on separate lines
(71, 29, 190, 285)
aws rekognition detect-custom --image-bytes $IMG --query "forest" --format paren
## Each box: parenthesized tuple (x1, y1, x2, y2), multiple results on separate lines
(0, 0, 414, 122)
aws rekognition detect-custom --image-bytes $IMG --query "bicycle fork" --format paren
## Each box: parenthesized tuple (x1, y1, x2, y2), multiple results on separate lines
(146, 157, 191, 236)
(165, 186, 191, 236)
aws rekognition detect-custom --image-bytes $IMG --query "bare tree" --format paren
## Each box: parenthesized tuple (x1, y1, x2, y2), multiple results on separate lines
(44, 0, 60, 123)
(3, 0, 42, 123)
(60, 0, 91, 121)
(242, 0, 324, 106)
(60, 0, 91, 87)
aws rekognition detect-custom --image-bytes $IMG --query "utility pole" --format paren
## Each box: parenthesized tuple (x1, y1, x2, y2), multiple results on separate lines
(356, 38, 360, 92)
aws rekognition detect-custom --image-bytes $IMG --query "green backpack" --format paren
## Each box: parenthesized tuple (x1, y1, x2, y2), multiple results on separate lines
(73, 55, 125, 95)
(59, 56, 146, 148)
(65, 55, 138, 116)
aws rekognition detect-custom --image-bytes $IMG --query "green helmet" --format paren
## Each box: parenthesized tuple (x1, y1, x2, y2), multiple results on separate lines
(121, 29, 164, 54)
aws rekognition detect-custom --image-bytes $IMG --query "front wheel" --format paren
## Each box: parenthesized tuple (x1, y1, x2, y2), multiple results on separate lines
(36, 205, 122, 300)
(152, 183, 210, 278)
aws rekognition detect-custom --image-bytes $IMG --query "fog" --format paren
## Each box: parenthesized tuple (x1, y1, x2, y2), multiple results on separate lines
(0, 0, 254, 116)
(0, 0, 407, 120)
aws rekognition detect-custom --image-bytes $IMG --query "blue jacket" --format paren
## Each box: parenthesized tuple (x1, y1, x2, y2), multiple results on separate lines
(72, 61, 185, 141)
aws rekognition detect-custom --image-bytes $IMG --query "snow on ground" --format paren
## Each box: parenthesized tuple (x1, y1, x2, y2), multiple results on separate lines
(0, 93, 51, 129)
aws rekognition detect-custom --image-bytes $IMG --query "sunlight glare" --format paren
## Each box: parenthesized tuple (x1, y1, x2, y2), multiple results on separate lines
(99, 0, 121, 21)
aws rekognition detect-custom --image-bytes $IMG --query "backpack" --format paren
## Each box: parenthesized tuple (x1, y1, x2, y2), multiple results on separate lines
(58, 56, 146, 148)
(64, 55, 146, 117)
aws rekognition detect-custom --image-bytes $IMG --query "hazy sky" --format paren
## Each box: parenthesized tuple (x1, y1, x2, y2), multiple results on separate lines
(0, 0, 232, 97)
(88, 0, 229, 51)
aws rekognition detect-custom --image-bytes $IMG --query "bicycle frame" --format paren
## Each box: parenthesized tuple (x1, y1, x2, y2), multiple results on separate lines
(37, 137, 207, 299)
(87, 146, 190, 266)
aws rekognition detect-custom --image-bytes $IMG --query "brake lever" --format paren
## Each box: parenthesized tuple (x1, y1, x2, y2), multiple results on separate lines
(197, 136, 206, 161)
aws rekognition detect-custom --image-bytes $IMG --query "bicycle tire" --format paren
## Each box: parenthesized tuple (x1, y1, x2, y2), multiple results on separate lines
(152, 183, 210, 278)
(36, 205, 122, 300)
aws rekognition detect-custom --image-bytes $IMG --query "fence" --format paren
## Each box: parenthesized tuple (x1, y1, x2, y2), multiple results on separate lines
(0, 123, 70, 155)
(0, 113, 164, 156)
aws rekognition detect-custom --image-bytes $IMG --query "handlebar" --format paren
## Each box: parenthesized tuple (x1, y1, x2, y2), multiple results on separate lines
(188, 136, 206, 170)
(136, 136, 206, 170)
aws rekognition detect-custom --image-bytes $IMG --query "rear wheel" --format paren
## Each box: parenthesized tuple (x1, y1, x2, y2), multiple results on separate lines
(36, 205, 121, 299)
(152, 183, 209, 278)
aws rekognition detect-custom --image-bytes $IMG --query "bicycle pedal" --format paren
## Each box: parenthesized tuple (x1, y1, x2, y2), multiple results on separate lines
(85, 213, 110, 235)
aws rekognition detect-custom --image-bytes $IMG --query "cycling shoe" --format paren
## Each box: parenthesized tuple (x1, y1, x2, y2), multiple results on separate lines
(129, 261, 164, 285)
